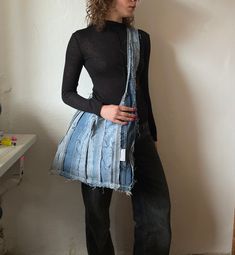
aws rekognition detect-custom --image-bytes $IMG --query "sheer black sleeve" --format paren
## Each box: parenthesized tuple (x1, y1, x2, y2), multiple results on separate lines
(140, 32, 158, 142)
(61, 32, 103, 116)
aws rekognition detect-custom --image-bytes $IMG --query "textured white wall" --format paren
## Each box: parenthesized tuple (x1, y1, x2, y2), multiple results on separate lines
(0, 0, 234, 255)
(136, 1, 235, 254)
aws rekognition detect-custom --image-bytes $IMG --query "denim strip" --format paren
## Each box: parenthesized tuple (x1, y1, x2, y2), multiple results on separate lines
(50, 27, 140, 196)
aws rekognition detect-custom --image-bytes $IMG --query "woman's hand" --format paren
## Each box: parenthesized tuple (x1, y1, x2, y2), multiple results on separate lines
(100, 105, 137, 125)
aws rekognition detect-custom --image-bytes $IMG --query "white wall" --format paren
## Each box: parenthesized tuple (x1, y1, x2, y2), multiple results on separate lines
(0, 0, 234, 254)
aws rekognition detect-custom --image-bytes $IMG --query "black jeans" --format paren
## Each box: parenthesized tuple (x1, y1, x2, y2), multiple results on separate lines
(81, 122, 172, 255)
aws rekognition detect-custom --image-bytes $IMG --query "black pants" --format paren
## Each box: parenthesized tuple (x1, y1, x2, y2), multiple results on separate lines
(81, 122, 172, 255)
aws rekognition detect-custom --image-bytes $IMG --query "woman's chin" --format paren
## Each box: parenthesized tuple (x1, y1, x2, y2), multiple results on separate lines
(123, 13, 134, 18)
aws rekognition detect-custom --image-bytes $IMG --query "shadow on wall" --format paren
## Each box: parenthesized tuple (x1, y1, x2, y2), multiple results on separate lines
(136, 0, 225, 254)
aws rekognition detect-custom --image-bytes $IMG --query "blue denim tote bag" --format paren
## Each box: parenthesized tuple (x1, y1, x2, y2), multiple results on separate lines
(50, 26, 140, 195)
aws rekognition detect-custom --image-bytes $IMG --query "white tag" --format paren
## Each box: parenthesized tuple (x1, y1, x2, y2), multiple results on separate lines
(120, 149, 126, 161)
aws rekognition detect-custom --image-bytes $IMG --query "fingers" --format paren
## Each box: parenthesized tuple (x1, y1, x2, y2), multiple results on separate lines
(118, 112, 136, 121)
(111, 105, 137, 124)
(102, 105, 138, 125)
(118, 106, 137, 120)
(119, 105, 136, 112)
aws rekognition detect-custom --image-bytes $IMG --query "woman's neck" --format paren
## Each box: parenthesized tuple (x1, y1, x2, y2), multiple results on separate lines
(105, 14, 123, 23)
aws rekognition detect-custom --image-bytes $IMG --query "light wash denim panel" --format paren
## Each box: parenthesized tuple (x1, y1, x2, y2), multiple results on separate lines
(50, 27, 140, 196)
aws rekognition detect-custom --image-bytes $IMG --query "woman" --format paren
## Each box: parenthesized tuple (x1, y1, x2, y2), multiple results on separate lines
(60, 0, 172, 254)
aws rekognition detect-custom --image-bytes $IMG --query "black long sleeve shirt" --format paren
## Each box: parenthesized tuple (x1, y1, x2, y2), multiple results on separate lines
(61, 20, 157, 141)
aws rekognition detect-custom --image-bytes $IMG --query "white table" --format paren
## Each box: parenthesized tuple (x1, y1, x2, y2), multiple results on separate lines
(0, 133, 36, 255)
(0, 134, 36, 177)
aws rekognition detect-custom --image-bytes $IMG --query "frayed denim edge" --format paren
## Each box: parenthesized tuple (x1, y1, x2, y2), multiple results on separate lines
(49, 168, 137, 196)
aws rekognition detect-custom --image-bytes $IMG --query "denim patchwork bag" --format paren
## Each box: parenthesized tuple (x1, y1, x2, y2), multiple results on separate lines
(50, 26, 140, 195)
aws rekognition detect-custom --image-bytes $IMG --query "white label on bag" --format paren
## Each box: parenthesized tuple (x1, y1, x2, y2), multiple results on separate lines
(120, 149, 126, 161)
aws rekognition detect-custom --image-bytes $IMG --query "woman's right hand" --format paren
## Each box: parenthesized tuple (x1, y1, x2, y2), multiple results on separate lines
(100, 105, 137, 125)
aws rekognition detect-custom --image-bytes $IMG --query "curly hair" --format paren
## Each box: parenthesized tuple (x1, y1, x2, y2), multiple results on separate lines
(85, 0, 135, 31)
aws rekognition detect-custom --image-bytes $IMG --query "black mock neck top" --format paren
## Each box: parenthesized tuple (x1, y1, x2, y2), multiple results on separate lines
(61, 19, 157, 141)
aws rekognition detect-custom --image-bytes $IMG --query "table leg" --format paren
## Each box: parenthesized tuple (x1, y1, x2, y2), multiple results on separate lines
(0, 157, 25, 255)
